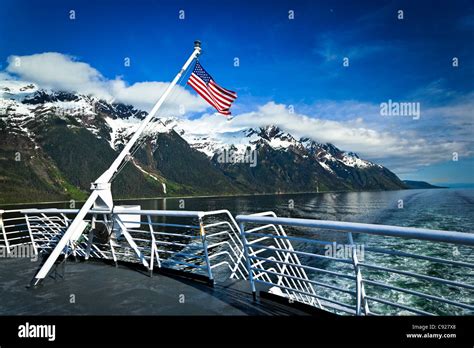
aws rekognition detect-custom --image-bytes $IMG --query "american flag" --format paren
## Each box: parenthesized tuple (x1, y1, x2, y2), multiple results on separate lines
(187, 61, 237, 116)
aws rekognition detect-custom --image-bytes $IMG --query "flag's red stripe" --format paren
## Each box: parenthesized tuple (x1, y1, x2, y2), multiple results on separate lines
(210, 80, 237, 97)
(210, 80, 237, 98)
(209, 90, 232, 105)
(209, 86, 232, 107)
(209, 83, 234, 104)
(186, 67, 236, 117)
(188, 79, 231, 116)
(188, 75, 221, 107)
(209, 84, 234, 104)
(188, 75, 230, 113)
(187, 82, 220, 111)
(189, 74, 229, 110)
(187, 80, 221, 111)
(209, 81, 235, 100)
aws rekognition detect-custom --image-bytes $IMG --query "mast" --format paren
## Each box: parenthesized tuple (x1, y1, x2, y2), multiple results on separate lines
(31, 41, 202, 287)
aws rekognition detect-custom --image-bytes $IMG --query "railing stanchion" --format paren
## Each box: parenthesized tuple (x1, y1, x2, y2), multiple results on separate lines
(25, 214, 38, 256)
(147, 215, 160, 275)
(1, 210, 11, 254)
(348, 232, 364, 315)
(239, 222, 257, 300)
(199, 218, 214, 285)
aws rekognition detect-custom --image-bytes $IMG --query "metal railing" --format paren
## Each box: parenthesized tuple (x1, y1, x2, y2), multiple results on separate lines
(199, 210, 248, 280)
(236, 214, 474, 316)
(1, 207, 473, 316)
(0, 208, 247, 283)
(241, 212, 321, 308)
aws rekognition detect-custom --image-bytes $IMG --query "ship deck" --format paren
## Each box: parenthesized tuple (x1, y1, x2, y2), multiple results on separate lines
(0, 257, 317, 316)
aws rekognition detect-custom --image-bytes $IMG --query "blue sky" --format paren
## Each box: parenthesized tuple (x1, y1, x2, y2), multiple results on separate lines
(1, 0, 473, 184)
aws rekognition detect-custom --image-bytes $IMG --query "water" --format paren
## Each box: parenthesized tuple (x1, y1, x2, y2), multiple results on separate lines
(4, 189, 474, 232)
(1, 188, 473, 315)
(3, 188, 472, 232)
(119, 188, 474, 232)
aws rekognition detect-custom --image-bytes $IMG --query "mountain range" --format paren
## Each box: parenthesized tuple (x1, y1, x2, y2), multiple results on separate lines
(0, 80, 409, 204)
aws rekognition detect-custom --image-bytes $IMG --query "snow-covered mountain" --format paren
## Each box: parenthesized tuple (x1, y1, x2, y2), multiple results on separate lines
(177, 123, 380, 171)
(0, 80, 407, 203)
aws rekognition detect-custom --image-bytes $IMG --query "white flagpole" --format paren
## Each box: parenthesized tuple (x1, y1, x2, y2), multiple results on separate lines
(31, 41, 202, 286)
(96, 41, 202, 186)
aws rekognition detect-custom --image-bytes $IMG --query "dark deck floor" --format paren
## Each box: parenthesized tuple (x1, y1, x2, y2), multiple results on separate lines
(0, 257, 310, 315)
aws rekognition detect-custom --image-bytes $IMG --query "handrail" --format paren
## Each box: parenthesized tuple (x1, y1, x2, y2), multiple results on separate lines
(236, 215, 474, 245)
(21, 208, 205, 218)
(236, 214, 474, 316)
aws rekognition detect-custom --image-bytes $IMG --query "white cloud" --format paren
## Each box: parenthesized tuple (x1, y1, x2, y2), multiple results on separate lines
(6, 53, 111, 98)
(180, 101, 470, 173)
(110, 80, 208, 114)
(4, 52, 208, 114)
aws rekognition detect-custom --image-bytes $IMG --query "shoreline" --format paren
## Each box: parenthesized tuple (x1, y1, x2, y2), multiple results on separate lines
(0, 187, 452, 208)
